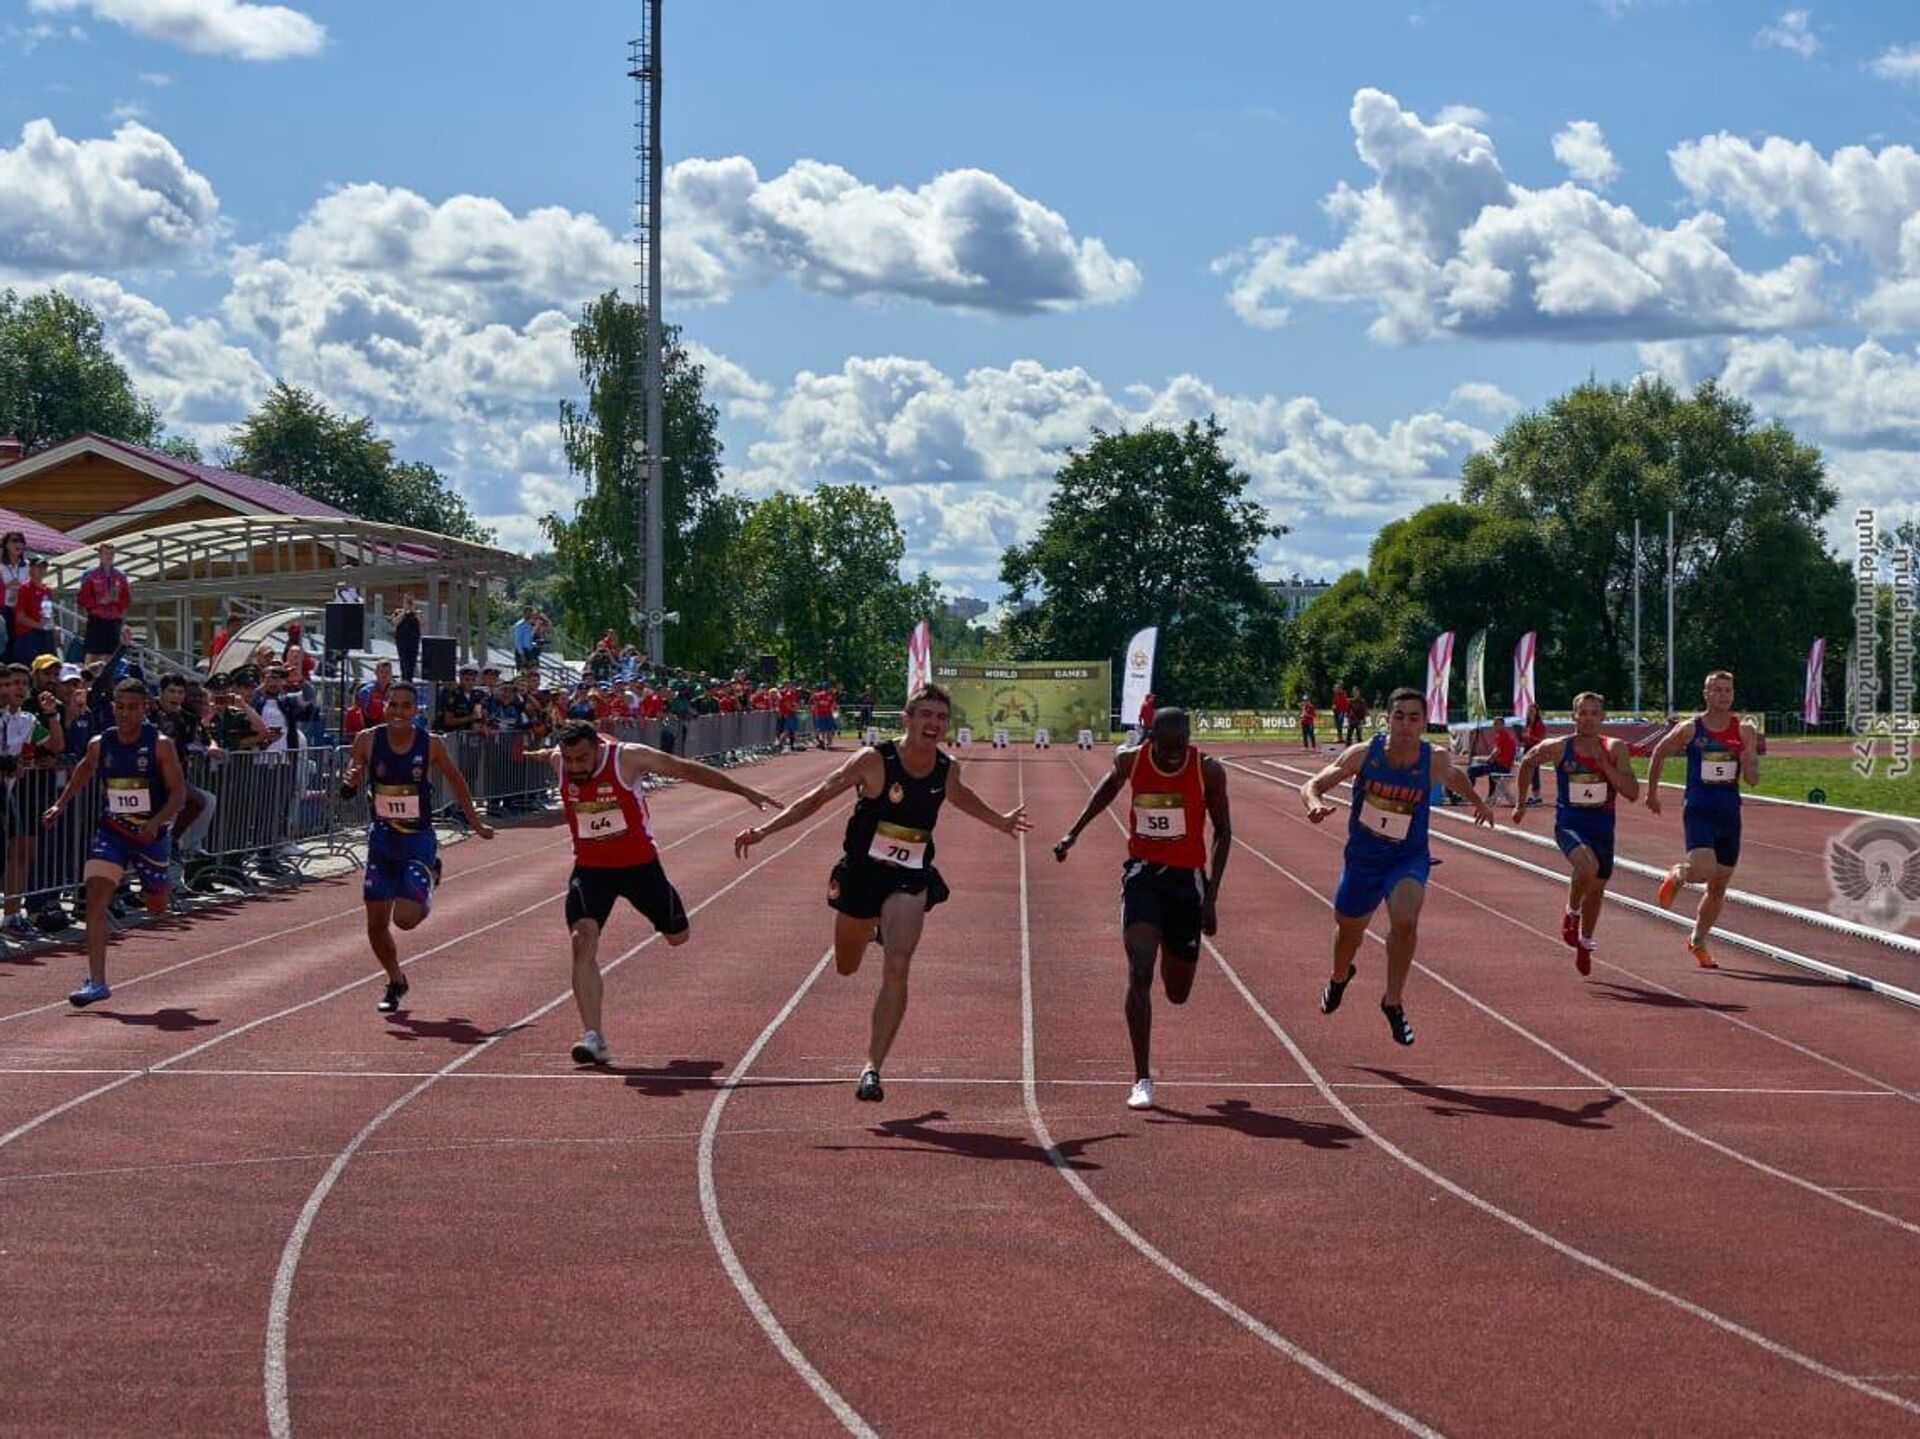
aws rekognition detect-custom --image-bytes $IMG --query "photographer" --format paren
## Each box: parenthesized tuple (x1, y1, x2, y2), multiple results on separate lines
(250, 664, 311, 877)
(1, 662, 62, 936)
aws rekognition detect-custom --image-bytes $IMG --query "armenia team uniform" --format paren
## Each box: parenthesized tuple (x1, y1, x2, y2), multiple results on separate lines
(830, 741, 950, 919)
(364, 725, 438, 910)
(560, 746, 688, 935)
(1335, 735, 1431, 917)
(1682, 718, 1744, 866)
(91, 721, 171, 893)
(1121, 743, 1208, 961)
(1554, 743, 1618, 878)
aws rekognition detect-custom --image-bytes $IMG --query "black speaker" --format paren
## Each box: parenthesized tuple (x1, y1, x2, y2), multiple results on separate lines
(420, 635, 457, 683)
(758, 654, 779, 681)
(323, 601, 365, 654)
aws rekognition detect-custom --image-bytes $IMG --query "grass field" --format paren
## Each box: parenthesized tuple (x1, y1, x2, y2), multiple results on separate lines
(1740, 755, 1920, 816)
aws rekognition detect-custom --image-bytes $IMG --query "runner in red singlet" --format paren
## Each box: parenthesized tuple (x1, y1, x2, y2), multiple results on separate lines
(1054, 707, 1231, 1110)
(535, 719, 782, 1066)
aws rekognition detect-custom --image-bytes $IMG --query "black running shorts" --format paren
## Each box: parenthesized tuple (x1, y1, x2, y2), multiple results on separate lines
(827, 854, 949, 921)
(565, 859, 688, 935)
(1120, 859, 1205, 963)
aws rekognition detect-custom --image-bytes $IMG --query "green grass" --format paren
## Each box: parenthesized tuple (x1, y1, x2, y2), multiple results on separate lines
(1738, 755, 1920, 816)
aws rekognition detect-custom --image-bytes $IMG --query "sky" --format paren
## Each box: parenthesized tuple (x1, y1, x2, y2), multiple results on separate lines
(4, 0, 1920, 602)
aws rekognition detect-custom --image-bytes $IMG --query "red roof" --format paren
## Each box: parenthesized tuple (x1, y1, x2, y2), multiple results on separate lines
(85, 434, 351, 520)
(0, 506, 81, 558)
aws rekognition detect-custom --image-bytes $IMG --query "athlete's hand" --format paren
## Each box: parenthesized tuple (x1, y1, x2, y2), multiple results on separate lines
(745, 789, 783, 811)
(1052, 833, 1075, 862)
(1509, 803, 1527, 826)
(1200, 893, 1219, 937)
(137, 818, 164, 842)
(1304, 795, 1336, 823)
(472, 820, 496, 840)
(1469, 799, 1495, 829)
(733, 825, 763, 859)
(1645, 790, 1663, 817)
(40, 804, 60, 830)
(1002, 805, 1033, 836)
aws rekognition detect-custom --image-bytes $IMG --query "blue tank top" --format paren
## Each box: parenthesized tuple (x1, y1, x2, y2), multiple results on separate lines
(1555, 738, 1617, 827)
(1683, 717, 1744, 814)
(1347, 734, 1430, 855)
(369, 724, 434, 834)
(99, 721, 167, 833)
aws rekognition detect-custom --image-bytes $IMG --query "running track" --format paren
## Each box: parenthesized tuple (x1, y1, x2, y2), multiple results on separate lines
(2, 746, 1915, 1436)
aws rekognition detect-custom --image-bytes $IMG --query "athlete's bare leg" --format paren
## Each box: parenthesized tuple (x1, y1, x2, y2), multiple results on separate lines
(1674, 844, 1718, 887)
(1330, 910, 1368, 984)
(833, 910, 874, 976)
(1565, 847, 1601, 939)
(1692, 864, 1734, 942)
(82, 871, 116, 984)
(569, 918, 604, 1034)
(365, 900, 401, 980)
(1122, 921, 1160, 1081)
(867, 890, 928, 1071)
(1382, 877, 1425, 1006)
(391, 897, 426, 934)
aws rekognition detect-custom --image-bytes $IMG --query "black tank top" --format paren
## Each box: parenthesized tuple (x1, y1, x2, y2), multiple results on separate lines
(842, 740, 950, 868)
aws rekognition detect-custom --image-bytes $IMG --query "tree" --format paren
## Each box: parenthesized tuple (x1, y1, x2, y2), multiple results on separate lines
(541, 291, 732, 668)
(1000, 419, 1286, 707)
(0, 288, 163, 452)
(227, 383, 493, 543)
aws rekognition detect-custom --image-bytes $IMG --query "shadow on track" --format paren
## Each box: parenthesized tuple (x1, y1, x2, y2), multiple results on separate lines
(1146, 1098, 1361, 1150)
(83, 1006, 219, 1031)
(1585, 980, 1749, 1014)
(1356, 1067, 1623, 1130)
(818, 1108, 1127, 1171)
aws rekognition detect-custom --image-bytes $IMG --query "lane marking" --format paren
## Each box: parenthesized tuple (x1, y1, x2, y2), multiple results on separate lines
(1015, 754, 1445, 1436)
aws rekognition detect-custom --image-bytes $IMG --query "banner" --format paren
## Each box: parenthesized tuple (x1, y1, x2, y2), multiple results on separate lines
(1804, 636, 1826, 724)
(906, 619, 932, 699)
(1119, 625, 1158, 729)
(1512, 630, 1537, 720)
(1464, 628, 1489, 722)
(1425, 631, 1455, 724)
(933, 661, 1111, 739)
(1844, 644, 1857, 725)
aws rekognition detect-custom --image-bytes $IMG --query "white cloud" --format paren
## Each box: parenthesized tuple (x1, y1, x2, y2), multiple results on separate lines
(666, 156, 1142, 314)
(1642, 333, 1920, 447)
(1869, 43, 1920, 84)
(29, 0, 323, 61)
(1217, 89, 1822, 343)
(1447, 381, 1521, 421)
(1756, 10, 1819, 58)
(1436, 104, 1489, 128)
(1552, 119, 1620, 188)
(0, 118, 218, 273)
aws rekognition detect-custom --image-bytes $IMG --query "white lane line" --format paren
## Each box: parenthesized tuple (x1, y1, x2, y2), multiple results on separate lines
(1229, 759, 1920, 1094)
(263, 808, 845, 1439)
(696, 946, 875, 1439)
(1223, 827, 1920, 1238)
(1015, 754, 1445, 1436)
(1201, 932, 1920, 1421)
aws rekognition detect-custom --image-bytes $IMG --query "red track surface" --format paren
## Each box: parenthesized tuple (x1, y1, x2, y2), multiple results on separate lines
(3, 744, 1916, 1436)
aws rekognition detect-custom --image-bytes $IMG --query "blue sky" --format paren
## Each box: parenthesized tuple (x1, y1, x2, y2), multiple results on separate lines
(4, 0, 1920, 599)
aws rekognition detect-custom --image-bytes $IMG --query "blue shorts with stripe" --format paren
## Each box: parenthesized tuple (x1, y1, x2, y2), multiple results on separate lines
(364, 824, 437, 908)
(1682, 805, 1741, 867)
(1553, 818, 1616, 880)
(89, 820, 171, 889)
(1334, 843, 1430, 918)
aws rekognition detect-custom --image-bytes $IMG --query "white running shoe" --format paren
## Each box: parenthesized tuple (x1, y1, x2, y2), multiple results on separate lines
(570, 1030, 609, 1065)
(1126, 1077, 1155, 1110)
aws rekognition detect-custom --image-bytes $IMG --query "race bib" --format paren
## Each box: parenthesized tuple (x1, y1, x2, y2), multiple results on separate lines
(1361, 794, 1411, 841)
(372, 786, 421, 821)
(1701, 753, 1738, 784)
(576, 801, 628, 839)
(106, 780, 150, 816)
(1133, 792, 1188, 841)
(1569, 780, 1609, 807)
(868, 820, 929, 869)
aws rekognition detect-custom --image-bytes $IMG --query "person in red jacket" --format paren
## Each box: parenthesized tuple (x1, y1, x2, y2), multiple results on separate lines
(810, 684, 838, 750)
(1300, 696, 1318, 751)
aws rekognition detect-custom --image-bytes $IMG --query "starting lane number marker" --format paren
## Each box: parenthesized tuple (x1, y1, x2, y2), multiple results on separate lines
(1034, 728, 1051, 749)
(1077, 729, 1094, 749)
(862, 727, 880, 745)
(956, 727, 973, 747)
(993, 728, 1009, 749)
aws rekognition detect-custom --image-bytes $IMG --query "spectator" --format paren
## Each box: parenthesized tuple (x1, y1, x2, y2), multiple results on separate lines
(1347, 693, 1370, 743)
(1522, 704, 1549, 805)
(11, 555, 55, 665)
(1332, 682, 1349, 744)
(208, 612, 243, 664)
(390, 596, 421, 683)
(436, 664, 481, 735)
(251, 664, 310, 877)
(857, 687, 875, 734)
(1300, 694, 1318, 751)
(810, 682, 838, 750)
(77, 543, 133, 664)
(511, 605, 539, 671)
(1139, 691, 1157, 732)
(1, 661, 62, 935)
(585, 638, 615, 685)
(153, 672, 218, 890)
(356, 659, 394, 727)
(1469, 716, 1518, 806)
(0, 531, 27, 651)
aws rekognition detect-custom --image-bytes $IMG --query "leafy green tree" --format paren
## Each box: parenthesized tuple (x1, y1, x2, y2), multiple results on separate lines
(1000, 419, 1286, 707)
(540, 291, 731, 669)
(0, 288, 163, 451)
(227, 383, 493, 542)
(1281, 570, 1424, 710)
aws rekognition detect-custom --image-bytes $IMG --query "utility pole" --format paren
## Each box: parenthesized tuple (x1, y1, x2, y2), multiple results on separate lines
(1632, 515, 1641, 717)
(630, 1, 666, 666)
(1665, 509, 1676, 717)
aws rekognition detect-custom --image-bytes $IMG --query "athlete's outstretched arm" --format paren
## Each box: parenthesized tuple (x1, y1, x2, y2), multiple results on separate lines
(1601, 738, 1641, 802)
(1053, 747, 1131, 860)
(1510, 736, 1568, 824)
(43, 736, 101, 827)
(1300, 743, 1369, 821)
(337, 729, 375, 797)
(1200, 756, 1231, 934)
(622, 744, 782, 811)
(734, 748, 878, 857)
(429, 736, 495, 839)
(946, 760, 1032, 837)
(1431, 748, 1496, 827)
(1643, 721, 1693, 813)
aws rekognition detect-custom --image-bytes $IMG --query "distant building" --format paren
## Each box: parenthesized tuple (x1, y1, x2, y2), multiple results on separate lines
(1267, 578, 1332, 619)
(944, 596, 990, 622)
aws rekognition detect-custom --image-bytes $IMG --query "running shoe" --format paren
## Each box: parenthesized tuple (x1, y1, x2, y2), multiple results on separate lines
(68, 977, 110, 1008)
(855, 1065, 884, 1102)
(1687, 938, 1717, 970)
(376, 976, 410, 1013)
(1126, 1077, 1155, 1111)
(1380, 1000, 1415, 1047)
(1574, 939, 1594, 978)
(1320, 960, 1357, 1015)
(571, 1030, 610, 1065)
(1560, 909, 1580, 949)
(1657, 865, 1682, 910)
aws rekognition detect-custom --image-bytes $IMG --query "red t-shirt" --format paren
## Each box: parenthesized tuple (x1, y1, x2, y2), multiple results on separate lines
(209, 629, 236, 658)
(78, 567, 132, 620)
(777, 690, 798, 718)
(1332, 686, 1348, 715)
(811, 689, 835, 718)
(1491, 728, 1518, 767)
(1300, 702, 1317, 725)
(750, 690, 771, 710)
(12, 580, 51, 634)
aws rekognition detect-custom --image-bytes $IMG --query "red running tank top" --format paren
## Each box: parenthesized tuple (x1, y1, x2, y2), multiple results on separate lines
(1127, 743, 1208, 869)
(559, 743, 658, 867)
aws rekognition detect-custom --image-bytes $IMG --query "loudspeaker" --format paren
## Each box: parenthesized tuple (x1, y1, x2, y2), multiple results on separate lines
(757, 654, 779, 681)
(420, 635, 457, 683)
(323, 601, 365, 654)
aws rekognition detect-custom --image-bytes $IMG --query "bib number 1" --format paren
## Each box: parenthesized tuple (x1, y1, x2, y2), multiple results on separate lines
(1362, 797, 1411, 841)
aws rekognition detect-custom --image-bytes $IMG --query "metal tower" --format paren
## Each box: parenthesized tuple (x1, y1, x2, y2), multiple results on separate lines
(628, 2, 666, 665)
